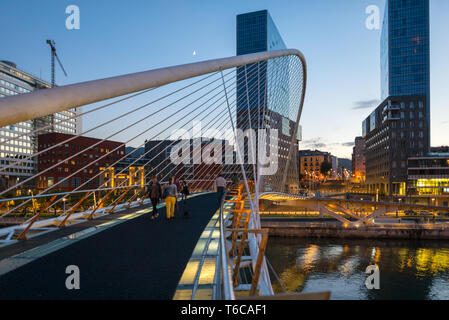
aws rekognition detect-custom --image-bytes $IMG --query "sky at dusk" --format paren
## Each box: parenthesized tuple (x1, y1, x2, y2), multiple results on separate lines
(1, 0, 448, 158)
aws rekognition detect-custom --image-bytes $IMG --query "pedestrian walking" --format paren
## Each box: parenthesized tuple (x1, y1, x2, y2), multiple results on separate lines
(173, 175, 181, 193)
(164, 177, 178, 220)
(148, 176, 162, 220)
(215, 174, 226, 205)
(181, 180, 190, 217)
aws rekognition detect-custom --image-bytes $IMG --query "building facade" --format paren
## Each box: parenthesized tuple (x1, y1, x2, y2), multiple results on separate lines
(364, 0, 430, 196)
(236, 10, 300, 193)
(352, 136, 366, 182)
(145, 138, 239, 191)
(37, 133, 125, 192)
(0, 60, 82, 190)
(298, 150, 332, 180)
(407, 152, 449, 206)
(363, 95, 430, 196)
(381, 0, 430, 103)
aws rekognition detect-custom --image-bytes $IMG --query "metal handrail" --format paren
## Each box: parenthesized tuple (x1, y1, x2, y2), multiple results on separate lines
(0, 184, 143, 203)
(218, 191, 235, 300)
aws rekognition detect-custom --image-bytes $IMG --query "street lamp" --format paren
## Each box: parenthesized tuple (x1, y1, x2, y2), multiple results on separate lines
(28, 189, 35, 215)
(62, 197, 67, 214)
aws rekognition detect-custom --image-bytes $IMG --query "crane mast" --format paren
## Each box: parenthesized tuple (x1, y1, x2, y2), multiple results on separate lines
(46, 40, 67, 87)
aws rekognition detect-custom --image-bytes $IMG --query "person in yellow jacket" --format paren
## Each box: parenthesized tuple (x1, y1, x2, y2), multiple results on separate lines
(163, 177, 178, 220)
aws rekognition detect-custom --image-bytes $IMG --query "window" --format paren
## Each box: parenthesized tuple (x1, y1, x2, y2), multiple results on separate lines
(59, 177, 68, 187)
(72, 177, 81, 188)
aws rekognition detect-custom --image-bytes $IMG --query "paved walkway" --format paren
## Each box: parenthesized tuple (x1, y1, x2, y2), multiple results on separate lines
(0, 193, 219, 300)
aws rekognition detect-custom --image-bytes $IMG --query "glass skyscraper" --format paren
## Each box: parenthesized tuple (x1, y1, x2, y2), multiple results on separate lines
(235, 10, 301, 193)
(236, 10, 286, 56)
(381, 0, 430, 104)
(236, 10, 288, 131)
(363, 0, 431, 196)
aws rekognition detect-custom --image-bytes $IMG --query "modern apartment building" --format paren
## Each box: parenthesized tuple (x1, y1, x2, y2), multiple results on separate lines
(363, 95, 429, 195)
(0, 60, 82, 190)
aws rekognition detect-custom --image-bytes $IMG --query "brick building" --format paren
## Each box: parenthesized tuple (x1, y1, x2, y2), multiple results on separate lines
(37, 133, 125, 191)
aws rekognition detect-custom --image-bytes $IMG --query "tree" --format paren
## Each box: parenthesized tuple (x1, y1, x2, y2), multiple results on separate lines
(320, 161, 332, 176)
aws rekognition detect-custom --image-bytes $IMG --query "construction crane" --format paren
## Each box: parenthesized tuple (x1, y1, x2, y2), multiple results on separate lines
(46, 40, 67, 87)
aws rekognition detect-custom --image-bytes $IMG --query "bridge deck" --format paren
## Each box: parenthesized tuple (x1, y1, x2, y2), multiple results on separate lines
(0, 193, 219, 299)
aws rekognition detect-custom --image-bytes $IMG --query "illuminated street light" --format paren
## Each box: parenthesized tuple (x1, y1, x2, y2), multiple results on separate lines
(62, 197, 67, 213)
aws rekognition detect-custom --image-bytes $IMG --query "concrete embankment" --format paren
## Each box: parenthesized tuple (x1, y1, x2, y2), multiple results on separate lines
(261, 218, 449, 240)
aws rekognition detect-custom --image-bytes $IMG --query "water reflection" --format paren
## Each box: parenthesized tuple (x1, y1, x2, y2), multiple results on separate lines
(265, 238, 449, 300)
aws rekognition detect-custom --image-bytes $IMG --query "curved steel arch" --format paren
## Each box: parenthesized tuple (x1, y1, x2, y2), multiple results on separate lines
(0, 49, 306, 129)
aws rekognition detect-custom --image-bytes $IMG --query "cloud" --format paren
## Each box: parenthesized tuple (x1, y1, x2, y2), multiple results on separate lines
(300, 138, 355, 151)
(352, 99, 380, 110)
(301, 137, 328, 149)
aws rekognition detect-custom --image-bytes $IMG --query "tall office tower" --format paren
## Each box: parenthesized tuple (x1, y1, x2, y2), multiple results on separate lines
(0, 60, 82, 190)
(236, 10, 300, 193)
(363, 0, 430, 197)
(381, 0, 430, 104)
(381, 0, 430, 132)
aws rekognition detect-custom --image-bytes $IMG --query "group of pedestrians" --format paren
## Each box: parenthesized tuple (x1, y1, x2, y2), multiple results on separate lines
(146, 174, 228, 221)
(147, 175, 190, 221)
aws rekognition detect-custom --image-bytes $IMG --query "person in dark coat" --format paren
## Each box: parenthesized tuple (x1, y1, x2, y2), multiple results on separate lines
(148, 176, 162, 220)
(181, 180, 190, 202)
(181, 180, 190, 217)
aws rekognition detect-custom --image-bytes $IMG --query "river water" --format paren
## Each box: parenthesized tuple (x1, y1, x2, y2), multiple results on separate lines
(265, 237, 449, 300)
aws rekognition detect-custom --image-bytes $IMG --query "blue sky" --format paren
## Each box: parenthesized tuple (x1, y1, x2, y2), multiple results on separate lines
(1, 0, 448, 158)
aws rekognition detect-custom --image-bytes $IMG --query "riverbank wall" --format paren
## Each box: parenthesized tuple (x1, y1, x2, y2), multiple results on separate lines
(261, 218, 449, 240)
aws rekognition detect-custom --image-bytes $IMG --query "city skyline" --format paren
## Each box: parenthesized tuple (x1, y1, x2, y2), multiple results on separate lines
(0, 0, 448, 158)
(1, 2, 449, 303)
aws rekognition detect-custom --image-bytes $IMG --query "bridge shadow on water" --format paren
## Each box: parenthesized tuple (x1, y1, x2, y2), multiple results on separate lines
(0, 193, 219, 300)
